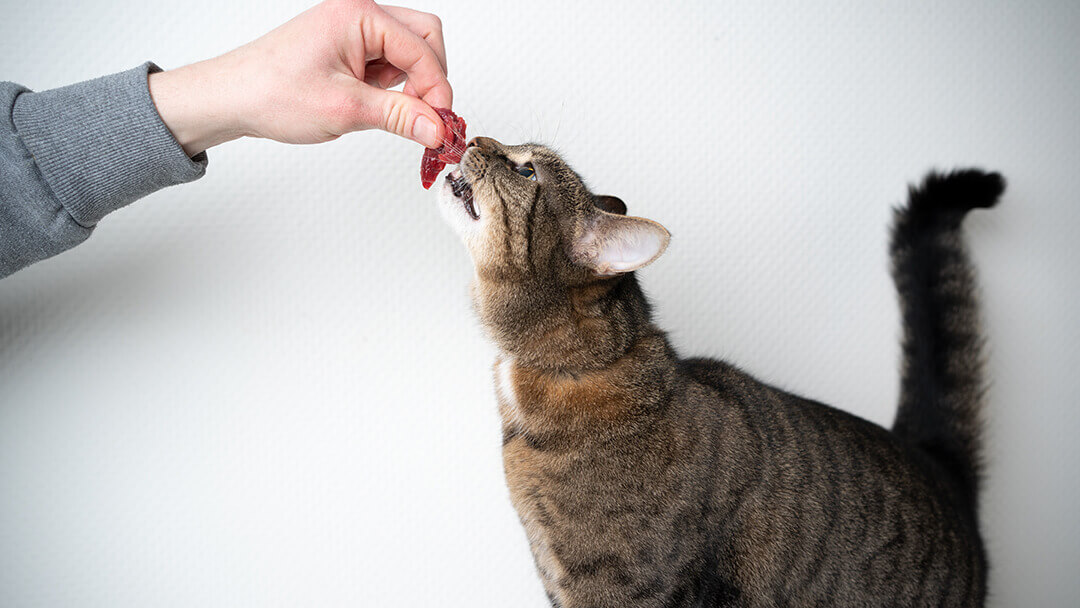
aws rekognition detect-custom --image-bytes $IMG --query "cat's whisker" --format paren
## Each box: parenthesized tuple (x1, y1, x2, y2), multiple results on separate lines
(549, 102, 565, 148)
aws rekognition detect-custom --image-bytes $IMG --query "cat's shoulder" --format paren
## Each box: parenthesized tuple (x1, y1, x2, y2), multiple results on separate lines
(677, 356, 747, 392)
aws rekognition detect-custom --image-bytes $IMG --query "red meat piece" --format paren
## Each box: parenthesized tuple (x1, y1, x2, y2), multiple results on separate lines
(420, 108, 467, 189)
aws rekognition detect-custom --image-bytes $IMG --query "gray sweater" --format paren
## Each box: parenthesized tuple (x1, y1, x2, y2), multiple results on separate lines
(1, 62, 207, 278)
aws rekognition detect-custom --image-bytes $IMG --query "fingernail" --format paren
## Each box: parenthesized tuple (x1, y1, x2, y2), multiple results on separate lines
(413, 115, 440, 148)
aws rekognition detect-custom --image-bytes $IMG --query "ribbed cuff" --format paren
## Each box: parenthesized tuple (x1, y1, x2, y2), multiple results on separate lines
(12, 62, 207, 228)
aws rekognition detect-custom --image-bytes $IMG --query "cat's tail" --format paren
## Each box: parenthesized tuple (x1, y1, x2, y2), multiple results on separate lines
(889, 169, 1003, 509)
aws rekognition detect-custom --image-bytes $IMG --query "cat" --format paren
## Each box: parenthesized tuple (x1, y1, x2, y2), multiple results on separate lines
(437, 135, 1002, 608)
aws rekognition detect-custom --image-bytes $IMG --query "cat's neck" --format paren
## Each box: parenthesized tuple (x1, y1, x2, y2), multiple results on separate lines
(478, 273, 678, 432)
(474, 273, 669, 372)
(494, 327, 677, 439)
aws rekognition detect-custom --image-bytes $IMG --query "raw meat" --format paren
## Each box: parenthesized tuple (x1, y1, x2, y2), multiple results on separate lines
(420, 108, 467, 189)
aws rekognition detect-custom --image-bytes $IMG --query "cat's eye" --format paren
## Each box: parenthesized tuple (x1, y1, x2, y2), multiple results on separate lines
(515, 163, 537, 181)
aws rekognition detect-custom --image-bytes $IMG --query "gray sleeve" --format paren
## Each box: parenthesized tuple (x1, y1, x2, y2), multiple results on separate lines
(0, 62, 207, 279)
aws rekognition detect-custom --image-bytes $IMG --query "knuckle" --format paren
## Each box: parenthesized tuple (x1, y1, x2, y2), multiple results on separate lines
(326, 0, 363, 23)
(334, 0, 375, 19)
(383, 99, 409, 135)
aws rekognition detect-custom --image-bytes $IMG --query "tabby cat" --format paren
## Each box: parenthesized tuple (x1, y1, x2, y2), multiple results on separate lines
(437, 136, 1001, 607)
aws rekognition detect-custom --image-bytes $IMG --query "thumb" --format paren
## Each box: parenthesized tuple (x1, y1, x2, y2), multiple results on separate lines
(355, 86, 445, 149)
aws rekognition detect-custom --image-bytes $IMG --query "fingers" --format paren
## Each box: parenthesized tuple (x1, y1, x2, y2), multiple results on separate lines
(350, 84, 444, 148)
(362, 5, 452, 109)
(380, 6, 448, 76)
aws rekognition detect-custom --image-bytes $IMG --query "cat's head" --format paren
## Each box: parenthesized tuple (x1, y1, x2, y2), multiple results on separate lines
(438, 136, 669, 284)
(437, 136, 670, 366)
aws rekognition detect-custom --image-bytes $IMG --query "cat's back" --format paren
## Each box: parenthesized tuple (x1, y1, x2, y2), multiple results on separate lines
(673, 356, 985, 607)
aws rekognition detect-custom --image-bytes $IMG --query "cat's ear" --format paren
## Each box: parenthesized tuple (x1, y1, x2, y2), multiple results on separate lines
(594, 195, 627, 215)
(572, 211, 670, 276)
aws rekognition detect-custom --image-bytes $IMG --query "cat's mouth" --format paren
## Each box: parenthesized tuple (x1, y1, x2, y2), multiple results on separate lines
(447, 169, 479, 220)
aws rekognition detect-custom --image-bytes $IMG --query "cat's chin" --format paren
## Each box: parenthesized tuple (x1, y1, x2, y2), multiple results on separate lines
(437, 169, 480, 237)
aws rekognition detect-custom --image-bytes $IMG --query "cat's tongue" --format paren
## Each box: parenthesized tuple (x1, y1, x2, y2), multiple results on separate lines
(420, 108, 468, 189)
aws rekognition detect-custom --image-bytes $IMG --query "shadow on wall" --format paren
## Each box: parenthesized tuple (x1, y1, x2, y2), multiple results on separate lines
(0, 237, 190, 365)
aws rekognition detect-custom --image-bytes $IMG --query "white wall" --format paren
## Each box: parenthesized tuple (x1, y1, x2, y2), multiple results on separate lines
(1, 1, 1077, 605)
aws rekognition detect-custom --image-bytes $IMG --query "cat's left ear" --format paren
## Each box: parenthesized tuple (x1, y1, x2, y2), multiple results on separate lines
(594, 195, 627, 215)
(572, 207, 671, 276)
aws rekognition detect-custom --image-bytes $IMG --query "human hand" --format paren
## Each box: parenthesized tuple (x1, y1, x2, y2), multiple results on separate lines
(148, 0, 452, 156)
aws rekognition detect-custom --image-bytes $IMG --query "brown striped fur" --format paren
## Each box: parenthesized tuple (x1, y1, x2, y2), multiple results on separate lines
(437, 138, 1001, 607)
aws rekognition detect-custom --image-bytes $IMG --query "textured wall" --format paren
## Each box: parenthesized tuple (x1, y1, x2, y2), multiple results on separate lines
(1, 1, 1077, 605)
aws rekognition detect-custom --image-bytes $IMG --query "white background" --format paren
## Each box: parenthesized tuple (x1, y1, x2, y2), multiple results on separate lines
(2, 1, 1077, 606)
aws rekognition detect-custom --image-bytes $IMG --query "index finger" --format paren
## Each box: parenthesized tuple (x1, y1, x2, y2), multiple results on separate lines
(380, 6, 448, 76)
(363, 7, 453, 109)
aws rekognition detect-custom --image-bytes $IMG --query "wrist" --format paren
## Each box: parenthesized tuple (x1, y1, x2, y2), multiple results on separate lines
(148, 56, 246, 156)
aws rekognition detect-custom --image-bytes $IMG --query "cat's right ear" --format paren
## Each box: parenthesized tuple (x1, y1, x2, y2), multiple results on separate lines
(571, 211, 670, 277)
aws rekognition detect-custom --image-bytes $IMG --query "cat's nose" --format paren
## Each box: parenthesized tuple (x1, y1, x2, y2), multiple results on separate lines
(467, 136, 500, 151)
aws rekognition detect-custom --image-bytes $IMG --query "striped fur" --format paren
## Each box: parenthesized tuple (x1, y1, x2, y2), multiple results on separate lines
(439, 138, 1001, 607)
